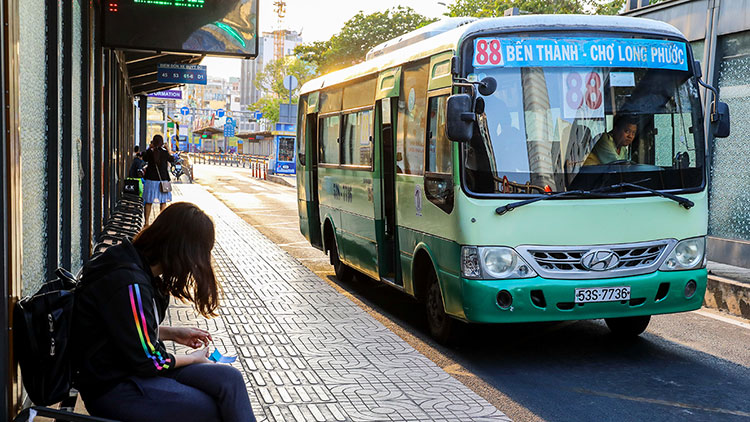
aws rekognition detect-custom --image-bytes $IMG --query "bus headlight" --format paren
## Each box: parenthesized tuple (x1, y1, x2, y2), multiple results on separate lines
(461, 246, 537, 279)
(659, 237, 705, 271)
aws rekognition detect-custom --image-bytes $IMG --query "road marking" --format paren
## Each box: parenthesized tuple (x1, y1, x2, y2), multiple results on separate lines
(573, 388, 750, 417)
(693, 309, 750, 330)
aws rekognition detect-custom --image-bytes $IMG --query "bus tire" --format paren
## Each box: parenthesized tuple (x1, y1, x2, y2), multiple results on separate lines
(425, 268, 454, 344)
(329, 237, 353, 282)
(604, 315, 651, 337)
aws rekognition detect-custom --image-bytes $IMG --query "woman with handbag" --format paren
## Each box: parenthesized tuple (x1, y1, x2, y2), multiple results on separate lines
(142, 134, 175, 226)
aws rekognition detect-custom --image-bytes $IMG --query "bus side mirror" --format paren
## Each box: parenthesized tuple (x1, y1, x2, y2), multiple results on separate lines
(712, 101, 730, 138)
(446, 94, 474, 142)
(693, 60, 702, 79)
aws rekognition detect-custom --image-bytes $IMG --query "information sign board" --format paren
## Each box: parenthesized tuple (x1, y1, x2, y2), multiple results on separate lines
(148, 89, 182, 100)
(157, 64, 207, 85)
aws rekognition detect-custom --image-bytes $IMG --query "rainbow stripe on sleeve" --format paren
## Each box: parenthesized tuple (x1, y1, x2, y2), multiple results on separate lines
(128, 284, 172, 370)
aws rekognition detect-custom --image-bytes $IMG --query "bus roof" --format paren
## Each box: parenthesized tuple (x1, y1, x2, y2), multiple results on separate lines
(299, 15, 686, 96)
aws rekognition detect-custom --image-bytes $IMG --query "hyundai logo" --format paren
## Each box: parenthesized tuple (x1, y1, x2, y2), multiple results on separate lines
(581, 249, 620, 271)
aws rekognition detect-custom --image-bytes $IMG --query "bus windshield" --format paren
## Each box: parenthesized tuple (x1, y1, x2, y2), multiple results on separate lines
(464, 37, 705, 195)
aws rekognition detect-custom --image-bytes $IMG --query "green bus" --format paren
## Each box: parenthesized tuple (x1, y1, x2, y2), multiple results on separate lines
(296, 15, 730, 342)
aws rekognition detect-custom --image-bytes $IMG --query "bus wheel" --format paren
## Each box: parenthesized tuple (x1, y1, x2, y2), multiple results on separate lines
(329, 238, 353, 282)
(425, 269, 454, 344)
(605, 315, 651, 337)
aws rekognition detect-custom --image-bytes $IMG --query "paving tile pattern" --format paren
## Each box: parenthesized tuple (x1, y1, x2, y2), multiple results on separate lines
(167, 184, 510, 422)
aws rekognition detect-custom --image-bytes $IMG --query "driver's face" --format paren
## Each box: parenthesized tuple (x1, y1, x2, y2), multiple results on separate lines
(614, 123, 637, 147)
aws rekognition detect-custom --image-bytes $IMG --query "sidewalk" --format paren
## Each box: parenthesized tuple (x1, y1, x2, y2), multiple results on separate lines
(167, 184, 509, 422)
(706, 262, 750, 319)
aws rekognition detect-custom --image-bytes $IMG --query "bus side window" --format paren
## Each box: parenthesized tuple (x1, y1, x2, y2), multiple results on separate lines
(342, 110, 374, 168)
(397, 60, 429, 175)
(320, 115, 341, 165)
(427, 95, 452, 174)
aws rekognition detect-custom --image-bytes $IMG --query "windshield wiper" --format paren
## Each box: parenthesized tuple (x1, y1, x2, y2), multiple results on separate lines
(612, 182, 694, 210)
(495, 180, 694, 215)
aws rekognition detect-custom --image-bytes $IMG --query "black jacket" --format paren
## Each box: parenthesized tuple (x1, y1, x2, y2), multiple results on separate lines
(128, 156, 145, 178)
(72, 241, 175, 400)
(143, 147, 174, 181)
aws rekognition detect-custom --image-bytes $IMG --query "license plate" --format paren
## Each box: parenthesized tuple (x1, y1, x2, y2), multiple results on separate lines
(575, 286, 631, 303)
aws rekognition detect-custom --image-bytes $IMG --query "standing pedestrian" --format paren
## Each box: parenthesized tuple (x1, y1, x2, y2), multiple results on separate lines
(128, 145, 146, 178)
(142, 134, 174, 226)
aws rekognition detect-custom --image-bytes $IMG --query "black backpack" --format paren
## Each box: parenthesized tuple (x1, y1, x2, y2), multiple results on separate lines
(13, 268, 78, 406)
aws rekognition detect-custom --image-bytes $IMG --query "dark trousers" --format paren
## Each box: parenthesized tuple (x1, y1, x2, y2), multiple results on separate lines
(83, 364, 256, 422)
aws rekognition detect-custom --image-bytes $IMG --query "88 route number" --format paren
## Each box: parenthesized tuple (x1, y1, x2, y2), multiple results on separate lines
(563, 70, 604, 119)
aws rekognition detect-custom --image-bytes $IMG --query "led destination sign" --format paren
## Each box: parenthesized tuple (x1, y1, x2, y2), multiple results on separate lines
(473, 37, 688, 71)
(104, 0, 258, 58)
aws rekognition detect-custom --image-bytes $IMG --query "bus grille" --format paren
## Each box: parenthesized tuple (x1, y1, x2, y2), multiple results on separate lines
(516, 240, 675, 279)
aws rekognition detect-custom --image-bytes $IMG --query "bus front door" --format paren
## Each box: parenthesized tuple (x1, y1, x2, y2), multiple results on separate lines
(377, 98, 401, 285)
(306, 114, 322, 248)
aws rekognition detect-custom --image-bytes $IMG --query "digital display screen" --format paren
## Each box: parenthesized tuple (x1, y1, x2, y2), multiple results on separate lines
(104, 0, 258, 58)
(134, 0, 205, 7)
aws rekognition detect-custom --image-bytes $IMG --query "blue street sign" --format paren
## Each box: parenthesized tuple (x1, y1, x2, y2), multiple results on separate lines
(180, 106, 190, 116)
(157, 64, 207, 85)
(223, 124, 236, 137)
(226, 117, 235, 126)
(216, 109, 226, 118)
(254, 111, 263, 120)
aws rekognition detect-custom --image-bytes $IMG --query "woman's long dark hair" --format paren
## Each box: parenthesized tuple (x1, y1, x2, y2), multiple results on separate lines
(133, 202, 219, 317)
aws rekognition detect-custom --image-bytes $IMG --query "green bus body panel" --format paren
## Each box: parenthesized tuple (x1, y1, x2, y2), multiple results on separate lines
(428, 51, 454, 91)
(318, 167, 379, 278)
(397, 229, 463, 317)
(376, 67, 401, 100)
(454, 190, 708, 247)
(460, 269, 707, 323)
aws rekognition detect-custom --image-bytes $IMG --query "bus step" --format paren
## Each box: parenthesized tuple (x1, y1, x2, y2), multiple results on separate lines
(380, 277, 403, 288)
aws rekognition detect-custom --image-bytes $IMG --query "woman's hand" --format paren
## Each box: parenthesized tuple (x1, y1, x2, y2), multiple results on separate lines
(175, 346, 212, 367)
(189, 347, 211, 365)
(161, 326, 212, 348)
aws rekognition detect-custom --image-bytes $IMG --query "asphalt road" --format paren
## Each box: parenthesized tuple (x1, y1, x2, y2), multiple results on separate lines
(191, 164, 750, 422)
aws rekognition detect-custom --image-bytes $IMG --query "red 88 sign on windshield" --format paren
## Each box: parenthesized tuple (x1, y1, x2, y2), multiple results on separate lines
(562, 70, 604, 119)
(474, 39, 504, 66)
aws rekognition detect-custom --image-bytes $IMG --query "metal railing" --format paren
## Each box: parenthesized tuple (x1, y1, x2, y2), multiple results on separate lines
(192, 152, 271, 180)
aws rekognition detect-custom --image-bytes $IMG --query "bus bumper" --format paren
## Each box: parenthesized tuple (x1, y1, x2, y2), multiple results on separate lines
(460, 269, 706, 323)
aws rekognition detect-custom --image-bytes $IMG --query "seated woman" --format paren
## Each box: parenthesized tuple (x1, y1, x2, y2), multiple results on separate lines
(72, 202, 256, 422)
(584, 115, 639, 165)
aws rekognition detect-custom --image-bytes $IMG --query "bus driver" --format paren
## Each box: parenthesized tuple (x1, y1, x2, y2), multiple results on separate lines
(584, 114, 639, 165)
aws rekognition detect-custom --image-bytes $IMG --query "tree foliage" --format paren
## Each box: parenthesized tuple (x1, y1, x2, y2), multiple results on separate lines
(250, 56, 315, 124)
(295, 7, 437, 75)
(444, 0, 626, 16)
(254, 56, 315, 99)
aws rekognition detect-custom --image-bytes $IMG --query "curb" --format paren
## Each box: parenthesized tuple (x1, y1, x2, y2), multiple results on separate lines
(704, 275, 750, 319)
(267, 174, 295, 187)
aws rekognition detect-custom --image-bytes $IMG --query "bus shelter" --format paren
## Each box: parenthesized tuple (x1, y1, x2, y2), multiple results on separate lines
(0, 0, 259, 418)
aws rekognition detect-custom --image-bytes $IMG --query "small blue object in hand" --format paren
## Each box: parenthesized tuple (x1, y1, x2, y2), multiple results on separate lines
(208, 348, 237, 364)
